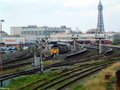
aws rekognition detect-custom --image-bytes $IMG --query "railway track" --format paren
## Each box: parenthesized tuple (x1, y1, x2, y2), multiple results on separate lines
(2, 50, 34, 65)
(2, 48, 88, 71)
(63, 47, 118, 66)
(2, 46, 102, 71)
(18, 60, 117, 90)
(0, 67, 41, 81)
(18, 64, 93, 90)
(2, 61, 32, 70)
(0, 47, 118, 81)
(65, 48, 98, 60)
(2, 45, 117, 67)
(55, 64, 109, 90)
(2, 53, 119, 82)
(2, 52, 53, 70)
(0, 58, 103, 81)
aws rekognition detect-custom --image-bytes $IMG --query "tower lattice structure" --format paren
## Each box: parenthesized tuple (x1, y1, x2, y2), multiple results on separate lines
(97, 0, 105, 34)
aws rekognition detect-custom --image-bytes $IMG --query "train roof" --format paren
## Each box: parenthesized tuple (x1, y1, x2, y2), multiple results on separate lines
(51, 44, 60, 48)
(48, 41, 57, 44)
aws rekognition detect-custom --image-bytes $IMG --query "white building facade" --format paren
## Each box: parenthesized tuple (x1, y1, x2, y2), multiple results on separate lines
(2, 37, 25, 45)
(11, 25, 71, 42)
(10, 25, 120, 44)
(50, 32, 120, 44)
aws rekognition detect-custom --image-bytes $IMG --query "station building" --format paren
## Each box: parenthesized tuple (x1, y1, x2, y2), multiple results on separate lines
(2, 37, 25, 47)
(0, 31, 25, 47)
(0, 36, 25, 48)
(50, 31, 120, 44)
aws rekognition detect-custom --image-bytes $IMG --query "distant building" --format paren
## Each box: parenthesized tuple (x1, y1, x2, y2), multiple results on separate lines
(2, 36, 25, 46)
(0, 31, 26, 47)
(11, 25, 71, 41)
(71, 31, 83, 34)
(50, 32, 120, 44)
(0, 31, 8, 36)
(113, 32, 120, 44)
(86, 29, 97, 34)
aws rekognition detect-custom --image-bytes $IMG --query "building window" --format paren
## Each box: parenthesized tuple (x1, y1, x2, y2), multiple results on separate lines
(43, 31, 47, 35)
(21, 31, 24, 35)
(35, 31, 38, 35)
(27, 31, 30, 35)
(39, 31, 42, 35)
(21, 31, 27, 35)
(31, 31, 34, 35)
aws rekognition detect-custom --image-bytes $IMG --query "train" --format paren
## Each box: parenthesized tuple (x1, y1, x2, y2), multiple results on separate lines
(50, 42, 70, 55)
(77, 40, 112, 45)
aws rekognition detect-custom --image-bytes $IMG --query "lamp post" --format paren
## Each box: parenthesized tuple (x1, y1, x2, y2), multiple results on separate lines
(34, 40, 44, 74)
(95, 34, 105, 54)
(0, 19, 4, 87)
(0, 20, 4, 43)
(40, 39, 46, 74)
(71, 34, 78, 52)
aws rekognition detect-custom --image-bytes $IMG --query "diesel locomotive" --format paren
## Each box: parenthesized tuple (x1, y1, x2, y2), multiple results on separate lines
(50, 43, 70, 55)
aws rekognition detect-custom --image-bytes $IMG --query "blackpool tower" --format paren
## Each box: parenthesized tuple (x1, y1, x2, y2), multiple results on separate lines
(97, 0, 105, 33)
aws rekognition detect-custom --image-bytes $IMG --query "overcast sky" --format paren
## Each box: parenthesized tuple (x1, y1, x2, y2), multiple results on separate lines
(0, 0, 120, 34)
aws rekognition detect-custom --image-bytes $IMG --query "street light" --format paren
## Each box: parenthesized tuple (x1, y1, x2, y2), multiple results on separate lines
(0, 19, 4, 87)
(95, 34, 105, 54)
(0, 20, 4, 43)
(39, 40, 44, 74)
(34, 40, 44, 74)
(71, 34, 79, 52)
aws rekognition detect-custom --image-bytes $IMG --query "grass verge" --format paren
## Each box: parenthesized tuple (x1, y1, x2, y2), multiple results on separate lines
(7, 70, 61, 90)
(74, 62, 120, 90)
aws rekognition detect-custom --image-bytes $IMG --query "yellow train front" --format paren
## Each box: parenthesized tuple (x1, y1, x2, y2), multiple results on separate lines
(50, 44, 70, 55)
(51, 44, 59, 55)
(51, 48, 59, 55)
